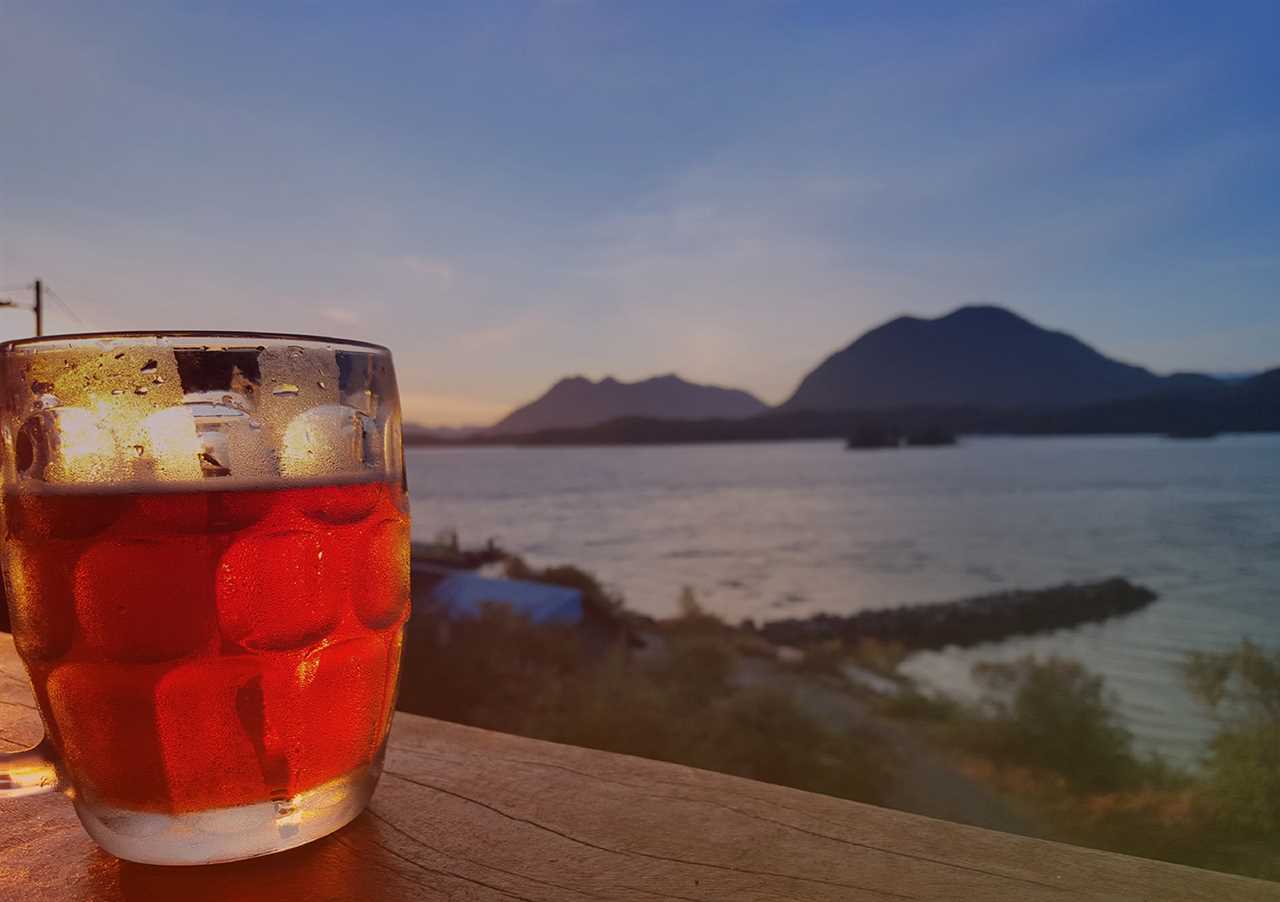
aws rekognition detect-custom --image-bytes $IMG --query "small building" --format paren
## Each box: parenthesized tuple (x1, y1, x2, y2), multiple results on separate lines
(426, 570, 584, 626)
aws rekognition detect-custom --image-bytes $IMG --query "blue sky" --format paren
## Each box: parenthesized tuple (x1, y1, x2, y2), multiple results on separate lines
(3, 2, 1278, 424)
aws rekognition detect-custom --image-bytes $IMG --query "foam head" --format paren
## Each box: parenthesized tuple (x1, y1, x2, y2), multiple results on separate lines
(0, 334, 402, 494)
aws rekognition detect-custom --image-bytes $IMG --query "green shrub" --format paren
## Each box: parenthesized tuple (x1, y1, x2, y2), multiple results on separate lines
(663, 586, 730, 634)
(504, 556, 624, 613)
(1184, 640, 1280, 835)
(965, 656, 1140, 792)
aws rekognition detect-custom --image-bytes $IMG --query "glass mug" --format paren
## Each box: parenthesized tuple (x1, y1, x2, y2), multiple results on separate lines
(0, 333, 409, 865)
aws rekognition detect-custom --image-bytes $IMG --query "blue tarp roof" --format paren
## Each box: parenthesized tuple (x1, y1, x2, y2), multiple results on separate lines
(430, 572, 584, 625)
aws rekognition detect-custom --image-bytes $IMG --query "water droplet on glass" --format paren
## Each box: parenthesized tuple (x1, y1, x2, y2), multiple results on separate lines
(134, 386, 149, 396)
(140, 360, 158, 375)
(272, 383, 300, 397)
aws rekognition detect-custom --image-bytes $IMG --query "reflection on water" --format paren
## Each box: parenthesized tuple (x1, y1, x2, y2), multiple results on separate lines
(407, 435, 1280, 765)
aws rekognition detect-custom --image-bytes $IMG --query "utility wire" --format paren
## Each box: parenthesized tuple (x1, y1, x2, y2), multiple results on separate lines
(44, 286, 88, 328)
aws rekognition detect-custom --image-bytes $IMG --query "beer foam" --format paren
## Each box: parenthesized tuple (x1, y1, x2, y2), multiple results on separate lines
(4, 337, 402, 496)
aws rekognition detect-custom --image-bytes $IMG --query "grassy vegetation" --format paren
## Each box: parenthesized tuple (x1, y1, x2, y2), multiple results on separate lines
(784, 635, 911, 681)
(1185, 641, 1280, 838)
(398, 575, 890, 806)
(878, 650, 1280, 880)
(962, 656, 1152, 793)
(876, 687, 958, 721)
(399, 553, 1280, 881)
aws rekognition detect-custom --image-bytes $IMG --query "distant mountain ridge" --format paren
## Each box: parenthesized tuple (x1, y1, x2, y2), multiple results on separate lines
(489, 373, 768, 434)
(783, 305, 1164, 411)
(457, 304, 1277, 444)
(400, 364, 1280, 447)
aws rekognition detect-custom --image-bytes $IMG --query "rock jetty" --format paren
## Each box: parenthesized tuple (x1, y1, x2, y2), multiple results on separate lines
(759, 578, 1157, 650)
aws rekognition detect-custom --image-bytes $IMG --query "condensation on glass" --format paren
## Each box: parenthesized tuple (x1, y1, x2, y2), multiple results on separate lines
(0, 333, 409, 865)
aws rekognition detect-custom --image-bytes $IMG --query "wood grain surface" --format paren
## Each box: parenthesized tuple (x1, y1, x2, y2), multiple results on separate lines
(0, 635, 1276, 902)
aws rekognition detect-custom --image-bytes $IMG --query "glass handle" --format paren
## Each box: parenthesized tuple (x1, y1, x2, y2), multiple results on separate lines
(0, 737, 62, 797)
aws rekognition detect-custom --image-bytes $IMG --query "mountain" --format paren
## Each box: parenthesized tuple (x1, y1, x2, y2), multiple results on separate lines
(782, 305, 1164, 411)
(401, 362, 1279, 448)
(1239, 367, 1280, 404)
(445, 366, 1279, 447)
(489, 374, 768, 434)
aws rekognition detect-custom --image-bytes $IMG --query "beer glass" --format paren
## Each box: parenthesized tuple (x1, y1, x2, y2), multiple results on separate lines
(0, 333, 409, 865)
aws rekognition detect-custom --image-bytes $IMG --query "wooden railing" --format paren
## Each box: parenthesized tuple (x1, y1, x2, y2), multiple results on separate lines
(0, 635, 1275, 901)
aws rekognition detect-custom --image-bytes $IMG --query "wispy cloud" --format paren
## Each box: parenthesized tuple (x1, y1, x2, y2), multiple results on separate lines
(319, 307, 358, 326)
(3, 2, 1277, 423)
(397, 255, 455, 289)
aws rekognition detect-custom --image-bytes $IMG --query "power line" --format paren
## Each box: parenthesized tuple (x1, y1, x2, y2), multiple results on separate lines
(44, 286, 87, 328)
(0, 279, 92, 335)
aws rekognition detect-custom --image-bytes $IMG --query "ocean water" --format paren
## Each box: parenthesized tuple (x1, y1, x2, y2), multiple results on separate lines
(406, 435, 1280, 765)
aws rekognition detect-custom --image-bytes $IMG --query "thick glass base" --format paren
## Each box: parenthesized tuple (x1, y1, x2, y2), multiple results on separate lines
(73, 761, 381, 865)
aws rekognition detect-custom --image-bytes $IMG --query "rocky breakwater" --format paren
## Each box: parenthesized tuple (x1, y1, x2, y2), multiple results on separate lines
(759, 578, 1157, 651)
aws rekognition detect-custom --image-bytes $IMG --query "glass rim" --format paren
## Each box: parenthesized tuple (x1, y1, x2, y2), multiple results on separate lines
(0, 330, 391, 355)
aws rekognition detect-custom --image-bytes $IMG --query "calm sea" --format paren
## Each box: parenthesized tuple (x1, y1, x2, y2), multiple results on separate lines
(406, 435, 1280, 765)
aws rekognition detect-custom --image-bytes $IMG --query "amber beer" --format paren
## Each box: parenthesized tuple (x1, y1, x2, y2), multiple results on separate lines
(4, 478, 409, 814)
